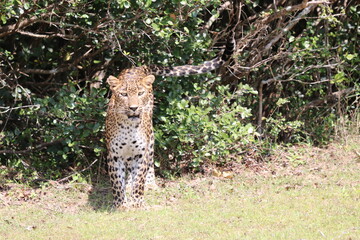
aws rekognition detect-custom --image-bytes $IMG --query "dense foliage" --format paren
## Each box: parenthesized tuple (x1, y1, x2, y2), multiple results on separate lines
(0, 0, 359, 180)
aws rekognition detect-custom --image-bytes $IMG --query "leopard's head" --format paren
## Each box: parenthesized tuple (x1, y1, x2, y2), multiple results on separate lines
(107, 67, 155, 120)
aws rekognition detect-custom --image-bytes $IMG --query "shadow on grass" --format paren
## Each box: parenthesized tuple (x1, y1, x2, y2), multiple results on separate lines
(87, 175, 165, 212)
(87, 177, 114, 212)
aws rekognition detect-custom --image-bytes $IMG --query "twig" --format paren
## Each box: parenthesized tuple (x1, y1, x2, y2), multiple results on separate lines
(256, 59, 346, 131)
(203, 1, 231, 30)
(0, 4, 56, 38)
(56, 159, 98, 183)
(22, 45, 109, 75)
(262, 0, 329, 25)
(16, 30, 76, 40)
(0, 138, 65, 155)
(0, 104, 40, 114)
(264, 4, 317, 52)
(298, 88, 355, 116)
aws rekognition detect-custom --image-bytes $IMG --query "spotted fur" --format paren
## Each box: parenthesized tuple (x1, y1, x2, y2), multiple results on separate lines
(106, 35, 235, 208)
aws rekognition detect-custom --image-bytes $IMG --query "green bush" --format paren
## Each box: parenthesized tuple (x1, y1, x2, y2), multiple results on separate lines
(155, 78, 258, 171)
(0, 1, 359, 180)
(0, 83, 107, 179)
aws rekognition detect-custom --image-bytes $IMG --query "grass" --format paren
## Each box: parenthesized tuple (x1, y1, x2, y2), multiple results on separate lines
(0, 137, 359, 240)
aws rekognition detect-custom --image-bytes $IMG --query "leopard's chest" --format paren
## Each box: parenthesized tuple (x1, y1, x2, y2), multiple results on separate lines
(108, 121, 148, 160)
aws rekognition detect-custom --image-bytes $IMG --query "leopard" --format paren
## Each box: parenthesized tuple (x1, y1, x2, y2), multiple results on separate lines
(106, 35, 235, 208)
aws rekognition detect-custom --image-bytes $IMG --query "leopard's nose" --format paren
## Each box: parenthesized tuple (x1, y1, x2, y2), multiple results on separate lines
(129, 106, 138, 112)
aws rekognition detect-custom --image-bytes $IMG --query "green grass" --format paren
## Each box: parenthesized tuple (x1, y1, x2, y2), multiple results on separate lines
(0, 140, 359, 240)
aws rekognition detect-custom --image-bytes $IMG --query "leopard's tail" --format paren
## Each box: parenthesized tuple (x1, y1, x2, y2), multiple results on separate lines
(147, 34, 235, 77)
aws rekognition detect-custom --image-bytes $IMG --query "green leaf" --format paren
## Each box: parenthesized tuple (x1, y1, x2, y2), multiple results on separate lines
(123, 1, 130, 8)
(23, 2, 30, 10)
(276, 98, 290, 106)
(94, 147, 102, 153)
(1, 15, 7, 24)
(303, 41, 310, 48)
(332, 71, 346, 84)
(145, 0, 153, 7)
(151, 23, 160, 31)
(345, 54, 356, 60)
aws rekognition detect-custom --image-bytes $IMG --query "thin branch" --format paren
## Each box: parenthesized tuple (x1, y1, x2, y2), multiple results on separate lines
(257, 61, 341, 132)
(16, 30, 76, 40)
(0, 4, 56, 38)
(36, 20, 101, 33)
(0, 138, 65, 155)
(262, 0, 309, 24)
(57, 159, 99, 183)
(203, 1, 231, 30)
(22, 45, 109, 75)
(0, 104, 40, 114)
(298, 88, 355, 116)
(264, 4, 317, 52)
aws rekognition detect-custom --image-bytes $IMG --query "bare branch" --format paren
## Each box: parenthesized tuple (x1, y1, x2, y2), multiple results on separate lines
(0, 138, 65, 155)
(298, 88, 355, 115)
(0, 104, 40, 114)
(0, 4, 56, 38)
(203, 1, 231, 30)
(16, 30, 76, 40)
(259, 62, 342, 86)
(22, 45, 109, 75)
(264, 4, 316, 52)
(257, 60, 342, 131)
(57, 159, 98, 183)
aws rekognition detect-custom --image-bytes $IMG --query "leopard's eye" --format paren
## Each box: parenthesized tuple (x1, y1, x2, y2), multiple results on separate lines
(120, 92, 128, 97)
(138, 91, 145, 96)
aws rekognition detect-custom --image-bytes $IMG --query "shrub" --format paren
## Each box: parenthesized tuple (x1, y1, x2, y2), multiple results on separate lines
(0, 82, 107, 179)
(154, 77, 258, 172)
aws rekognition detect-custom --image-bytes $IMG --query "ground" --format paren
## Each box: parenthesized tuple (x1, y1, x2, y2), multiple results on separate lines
(0, 136, 359, 240)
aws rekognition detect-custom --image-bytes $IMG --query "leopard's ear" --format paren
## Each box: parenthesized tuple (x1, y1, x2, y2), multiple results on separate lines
(141, 75, 155, 89)
(107, 75, 121, 90)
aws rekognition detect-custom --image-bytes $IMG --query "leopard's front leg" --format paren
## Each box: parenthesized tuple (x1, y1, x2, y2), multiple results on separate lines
(130, 153, 149, 207)
(108, 155, 127, 208)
